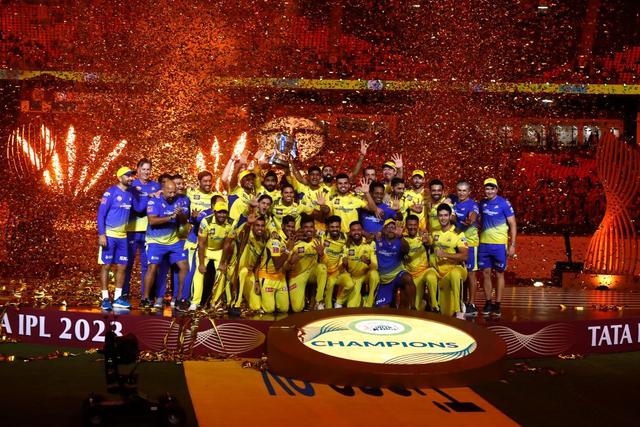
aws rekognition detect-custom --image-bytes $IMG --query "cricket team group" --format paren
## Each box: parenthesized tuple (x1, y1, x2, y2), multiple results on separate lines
(97, 143, 516, 318)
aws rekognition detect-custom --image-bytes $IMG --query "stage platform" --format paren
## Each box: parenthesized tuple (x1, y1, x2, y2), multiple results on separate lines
(2, 287, 640, 359)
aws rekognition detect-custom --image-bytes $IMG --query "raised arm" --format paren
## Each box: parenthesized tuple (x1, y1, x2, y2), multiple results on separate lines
(348, 141, 370, 181)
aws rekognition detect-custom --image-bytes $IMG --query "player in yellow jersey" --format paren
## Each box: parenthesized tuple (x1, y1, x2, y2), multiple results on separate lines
(255, 216, 297, 314)
(405, 170, 427, 230)
(425, 204, 469, 317)
(335, 221, 379, 308)
(426, 179, 455, 232)
(288, 164, 330, 233)
(321, 173, 377, 234)
(228, 213, 268, 314)
(192, 202, 234, 310)
(381, 153, 404, 193)
(403, 214, 430, 311)
(256, 170, 282, 204)
(228, 170, 256, 225)
(188, 171, 222, 217)
(270, 183, 311, 231)
(316, 216, 348, 309)
(287, 214, 326, 313)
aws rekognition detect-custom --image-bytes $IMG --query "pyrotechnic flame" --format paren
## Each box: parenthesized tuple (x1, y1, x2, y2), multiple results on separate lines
(51, 151, 64, 190)
(232, 132, 247, 159)
(85, 140, 129, 193)
(65, 126, 76, 181)
(42, 170, 53, 186)
(211, 136, 220, 173)
(17, 134, 42, 169)
(195, 149, 207, 172)
(216, 177, 222, 192)
(75, 135, 102, 194)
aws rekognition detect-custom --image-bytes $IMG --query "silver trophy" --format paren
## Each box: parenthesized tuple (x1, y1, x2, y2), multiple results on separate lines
(269, 132, 298, 168)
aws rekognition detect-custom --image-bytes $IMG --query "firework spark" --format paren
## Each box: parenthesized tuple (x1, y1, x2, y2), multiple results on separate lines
(211, 136, 220, 173)
(42, 170, 53, 186)
(232, 132, 247, 159)
(17, 134, 42, 169)
(51, 151, 65, 190)
(195, 149, 207, 172)
(75, 135, 102, 194)
(65, 126, 76, 181)
(85, 139, 129, 192)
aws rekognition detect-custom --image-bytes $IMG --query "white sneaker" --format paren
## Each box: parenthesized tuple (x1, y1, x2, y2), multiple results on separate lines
(334, 303, 343, 308)
(315, 302, 325, 310)
(188, 303, 197, 311)
(455, 312, 465, 320)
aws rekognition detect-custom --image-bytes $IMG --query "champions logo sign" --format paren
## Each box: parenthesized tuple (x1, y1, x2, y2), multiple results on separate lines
(300, 315, 477, 364)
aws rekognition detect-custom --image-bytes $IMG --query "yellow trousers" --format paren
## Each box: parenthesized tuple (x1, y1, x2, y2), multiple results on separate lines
(426, 266, 467, 316)
(258, 274, 289, 314)
(323, 270, 350, 309)
(336, 270, 380, 308)
(289, 264, 326, 313)
(191, 250, 224, 307)
(236, 266, 261, 310)
(409, 269, 428, 311)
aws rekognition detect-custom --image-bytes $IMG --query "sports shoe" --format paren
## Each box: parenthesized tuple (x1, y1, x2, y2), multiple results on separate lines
(465, 303, 478, 317)
(482, 301, 492, 316)
(139, 298, 152, 309)
(315, 302, 325, 310)
(334, 302, 343, 309)
(113, 296, 131, 310)
(176, 299, 189, 312)
(188, 303, 197, 311)
(228, 307, 241, 317)
(153, 297, 164, 309)
(491, 303, 501, 318)
(170, 299, 176, 308)
(454, 312, 465, 320)
(101, 298, 112, 311)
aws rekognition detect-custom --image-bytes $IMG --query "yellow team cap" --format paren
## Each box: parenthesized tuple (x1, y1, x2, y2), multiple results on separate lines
(411, 169, 425, 178)
(382, 161, 397, 170)
(116, 166, 135, 178)
(214, 202, 228, 212)
(484, 177, 498, 187)
(238, 170, 256, 182)
(383, 218, 395, 227)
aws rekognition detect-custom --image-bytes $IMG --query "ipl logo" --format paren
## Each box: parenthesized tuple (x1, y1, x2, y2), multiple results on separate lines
(351, 319, 410, 336)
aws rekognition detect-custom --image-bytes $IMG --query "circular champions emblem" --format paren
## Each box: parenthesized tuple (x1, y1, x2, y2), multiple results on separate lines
(300, 314, 475, 364)
(267, 309, 506, 388)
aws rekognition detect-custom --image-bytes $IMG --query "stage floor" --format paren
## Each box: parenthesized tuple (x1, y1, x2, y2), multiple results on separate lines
(3, 286, 640, 358)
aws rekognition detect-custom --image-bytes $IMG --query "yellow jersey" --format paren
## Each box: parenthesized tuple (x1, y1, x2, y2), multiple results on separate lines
(328, 193, 367, 233)
(403, 188, 426, 229)
(228, 187, 254, 223)
(234, 225, 267, 270)
(271, 201, 311, 230)
(258, 237, 285, 277)
(430, 227, 468, 277)
(403, 235, 428, 275)
(343, 241, 377, 277)
(290, 239, 320, 277)
(321, 234, 347, 274)
(198, 215, 234, 258)
(187, 188, 222, 216)
(426, 199, 453, 232)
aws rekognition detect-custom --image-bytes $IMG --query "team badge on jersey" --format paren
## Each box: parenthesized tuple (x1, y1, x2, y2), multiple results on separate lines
(298, 247, 305, 254)
(276, 208, 283, 215)
(434, 235, 439, 241)
(324, 241, 330, 247)
(348, 249, 355, 256)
